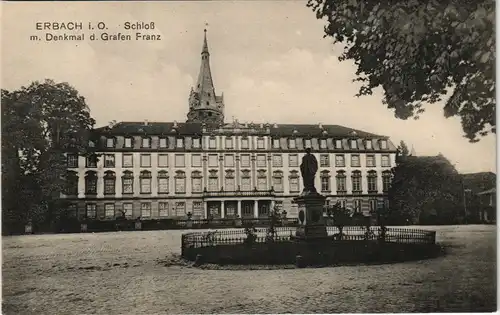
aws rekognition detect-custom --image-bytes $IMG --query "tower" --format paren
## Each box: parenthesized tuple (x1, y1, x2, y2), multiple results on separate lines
(187, 29, 225, 125)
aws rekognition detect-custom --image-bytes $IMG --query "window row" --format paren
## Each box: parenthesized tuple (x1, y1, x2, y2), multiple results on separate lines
(94, 136, 389, 151)
(80, 201, 201, 219)
(68, 153, 392, 169)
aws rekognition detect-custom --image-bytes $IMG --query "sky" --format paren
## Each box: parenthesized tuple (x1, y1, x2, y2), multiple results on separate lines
(1, 1, 496, 174)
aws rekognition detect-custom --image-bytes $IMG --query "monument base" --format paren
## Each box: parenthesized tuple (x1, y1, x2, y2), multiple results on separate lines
(293, 192, 328, 240)
(294, 224, 328, 240)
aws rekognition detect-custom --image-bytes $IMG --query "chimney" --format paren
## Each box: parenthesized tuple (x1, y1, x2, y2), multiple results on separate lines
(144, 119, 149, 126)
(318, 122, 323, 129)
(173, 120, 178, 128)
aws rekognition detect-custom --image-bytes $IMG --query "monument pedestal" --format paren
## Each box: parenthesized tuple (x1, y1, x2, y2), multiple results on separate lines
(292, 192, 328, 240)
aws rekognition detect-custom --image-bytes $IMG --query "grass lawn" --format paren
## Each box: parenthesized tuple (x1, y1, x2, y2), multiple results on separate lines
(2, 225, 496, 314)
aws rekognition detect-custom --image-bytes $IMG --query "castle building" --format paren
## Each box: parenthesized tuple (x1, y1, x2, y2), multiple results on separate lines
(63, 30, 398, 221)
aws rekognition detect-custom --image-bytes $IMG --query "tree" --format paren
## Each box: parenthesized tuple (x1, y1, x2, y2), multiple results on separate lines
(326, 202, 351, 239)
(388, 154, 463, 224)
(307, 0, 495, 142)
(2, 79, 95, 232)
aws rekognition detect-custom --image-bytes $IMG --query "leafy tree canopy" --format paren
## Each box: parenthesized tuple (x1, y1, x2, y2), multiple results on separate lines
(308, 0, 495, 142)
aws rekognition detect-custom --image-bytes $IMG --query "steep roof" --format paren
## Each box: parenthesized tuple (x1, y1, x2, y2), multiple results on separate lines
(461, 172, 497, 194)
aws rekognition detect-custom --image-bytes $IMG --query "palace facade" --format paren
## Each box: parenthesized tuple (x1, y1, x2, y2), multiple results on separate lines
(63, 30, 397, 221)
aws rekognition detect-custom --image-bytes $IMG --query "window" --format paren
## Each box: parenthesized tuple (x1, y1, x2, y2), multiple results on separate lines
(369, 199, 377, 212)
(122, 171, 134, 194)
(65, 171, 78, 195)
(159, 202, 169, 217)
(336, 171, 346, 192)
(158, 171, 169, 194)
(257, 154, 266, 167)
(304, 139, 312, 148)
(85, 172, 97, 195)
(289, 175, 300, 193)
(106, 138, 115, 148)
(208, 154, 218, 167)
(382, 171, 391, 192)
(241, 138, 249, 149)
(241, 171, 251, 191)
(191, 171, 202, 193)
(380, 140, 388, 149)
(365, 140, 372, 149)
(351, 155, 361, 167)
(381, 155, 391, 167)
(273, 171, 283, 192)
(67, 204, 77, 217)
(320, 139, 327, 149)
(174, 171, 186, 193)
(335, 155, 345, 167)
(158, 154, 168, 167)
(176, 138, 184, 148)
(175, 202, 186, 217)
(272, 138, 280, 149)
(86, 204, 97, 219)
(193, 201, 203, 217)
(257, 138, 265, 149)
(123, 203, 133, 217)
(175, 154, 185, 167)
(366, 155, 376, 167)
(208, 172, 218, 192)
(368, 171, 378, 192)
(140, 171, 152, 194)
(241, 155, 250, 167)
(225, 172, 236, 191)
(320, 154, 330, 167)
(257, 177, 267, 191)
(288, 139, 296, 149)
(191, 154, 202, 167)
(159, 138, 168, 148)
(353, 200, 362, 213)
(124, 137, 133, 148)
(86, 155, 97, 168)
(289, 154, 299, 167)
(352, 171, 362, 192)
(67, 154, 78, 168)
(335, 139, 343, 149)
(321, 172, 330, 192)
(209, 137, 216, 149)
(141, 203, 151, 218)
(104, 154, 115, 168)
(350, 139, 358, 149)
(105, 204, 115, 218)
(192, 138, 201, 148)
(142, 137, 150, 148)
(140, 154, 151, 167)
(272, 155, 283, 167)
(225, 137, 233, 149)
(122, 154, 133, 168)
(225, 155, 235, 167)
(338, 199, 347, 209)
(104, 171, 116, 195)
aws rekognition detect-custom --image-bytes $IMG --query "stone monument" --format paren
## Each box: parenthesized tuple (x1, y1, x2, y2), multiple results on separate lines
(293, 148, 328, 239)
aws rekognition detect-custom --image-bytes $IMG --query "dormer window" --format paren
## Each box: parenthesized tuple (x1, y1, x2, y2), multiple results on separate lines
(320, 139, 327, 149)
(257, 138, 265, 149)
(176, 138, 184, 148)
(289, 139, 296, 149)
(192, 138, 201, 148)
(209, 137, 216, 149)
(304, 139, 312, 149)
(272, 138, 280, 149)
(124, 137, 133, 148)
(159, 138, 168, 148)
(142, 137, 151, 148)
(241, 138, 249, 149)
(106, 138, 115, 148)
(365, 140, 372, 150)
(350, 139, 357, 149)
(380, 140, 388, 149)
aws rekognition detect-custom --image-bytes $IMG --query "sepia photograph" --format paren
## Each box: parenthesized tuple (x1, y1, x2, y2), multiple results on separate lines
(1, 1, 496, 314)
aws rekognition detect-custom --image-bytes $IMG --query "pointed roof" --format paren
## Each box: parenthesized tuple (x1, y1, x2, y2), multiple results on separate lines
(195, 29, 215, 96)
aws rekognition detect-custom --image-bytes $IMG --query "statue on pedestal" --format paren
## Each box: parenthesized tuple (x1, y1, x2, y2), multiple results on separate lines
(300, 147, 318, 195)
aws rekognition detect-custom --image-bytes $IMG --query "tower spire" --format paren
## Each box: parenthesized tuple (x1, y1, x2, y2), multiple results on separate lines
(187, 28, 225, 124)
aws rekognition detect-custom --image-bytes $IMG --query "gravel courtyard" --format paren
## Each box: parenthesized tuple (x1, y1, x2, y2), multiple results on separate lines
(2, 225, 496, 314)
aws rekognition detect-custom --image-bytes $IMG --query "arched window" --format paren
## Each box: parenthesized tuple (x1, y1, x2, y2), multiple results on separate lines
(84, 171, 97, 195)
(103, 171, 116, 195)
(320, 170, 331, 192)
(191, 171, 202, 193)
(352, 170, 362, 193)
(208, 170, 219, 192)
(174, 171, 186, 194)
(289, 170, 300, 193)
(272, 171, 283, 192)
(257, 169, 267, 191)
(336, 170, 346, 193)
(140, 170, 152, 194)
(122, 171, 134, 194)
(66, 171, 78, 195)
(382, 170, 392, 192)
(157, 171, 169, 194)
(225, 170, 236, 192)
(367, 170, 378, 193)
